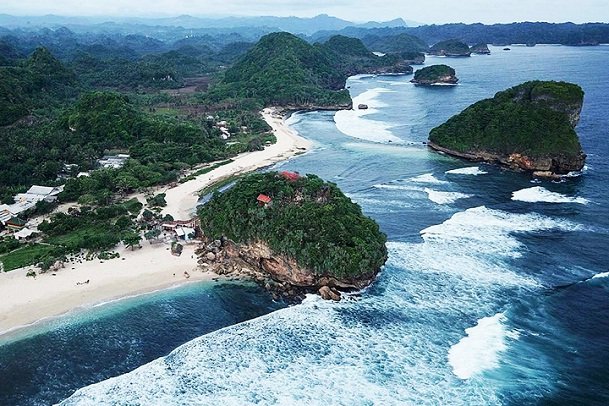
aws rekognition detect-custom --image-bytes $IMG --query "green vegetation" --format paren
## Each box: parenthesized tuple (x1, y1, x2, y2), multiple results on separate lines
(470, 43, 491, 54)
(362, 33, 428, 54)
(0, 47, 76, 126)
(412, 64, 457, 84)
(146, 193, 167, 208)
(179, 159, 234, 183)
(0, 244, 58, 272)
(208, 32, 416, 108)
(429, 39, 471, 56)
(199, 172, 387, 279)
(209, 32, 351, 107)
(429, 81, 585, 159)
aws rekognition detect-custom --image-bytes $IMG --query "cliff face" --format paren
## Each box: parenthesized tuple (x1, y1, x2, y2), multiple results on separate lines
(428, 81, 586, 176)
(470, 43, 491, 54)
(198, 239, 379, 301)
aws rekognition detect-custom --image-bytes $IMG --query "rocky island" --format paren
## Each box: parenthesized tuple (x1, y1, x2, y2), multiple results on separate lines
(411, 64, 458, 85)
(428, 39, 471, 57)
(428, 80, 586, 176)
(470, 43, 491, 54)
(197, 172, 388, 301)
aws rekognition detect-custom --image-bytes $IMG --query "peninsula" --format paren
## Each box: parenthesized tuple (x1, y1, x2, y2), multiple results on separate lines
(197, 172, 388, 301)
(428, 80, 586, 176)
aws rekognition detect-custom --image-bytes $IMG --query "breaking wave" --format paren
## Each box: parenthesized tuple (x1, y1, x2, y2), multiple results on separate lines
(512, 187, 589, 204)
(448, 313, 519, 379)
(334, 88, 402, 143)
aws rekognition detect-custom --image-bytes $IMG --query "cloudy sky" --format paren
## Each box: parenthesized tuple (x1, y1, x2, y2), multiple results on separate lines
(1, 0, 608, 24)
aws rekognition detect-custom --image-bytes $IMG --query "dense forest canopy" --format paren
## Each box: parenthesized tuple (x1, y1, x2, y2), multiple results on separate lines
(199, 172, 387, 279)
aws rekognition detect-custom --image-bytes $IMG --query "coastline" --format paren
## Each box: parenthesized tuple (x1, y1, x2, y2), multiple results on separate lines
(0, 107, 312, 337)
(161, 107, 312, 220)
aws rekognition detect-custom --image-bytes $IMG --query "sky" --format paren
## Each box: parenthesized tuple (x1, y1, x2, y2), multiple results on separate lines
(0, 0, 608, 24)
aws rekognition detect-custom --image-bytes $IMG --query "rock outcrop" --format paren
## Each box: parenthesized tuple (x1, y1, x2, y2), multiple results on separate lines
(198, 172, 387, 301)
(470, 43, 491, 54)
(197, 238, 376, 301)
(428, 80, 586, 176)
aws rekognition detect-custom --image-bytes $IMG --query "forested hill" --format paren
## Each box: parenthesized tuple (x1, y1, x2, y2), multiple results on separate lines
(0, 47, 76, 126)
(208, 32, 414, 107)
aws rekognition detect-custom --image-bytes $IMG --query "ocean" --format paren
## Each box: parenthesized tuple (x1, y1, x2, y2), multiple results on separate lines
(2, 45, 609, 405)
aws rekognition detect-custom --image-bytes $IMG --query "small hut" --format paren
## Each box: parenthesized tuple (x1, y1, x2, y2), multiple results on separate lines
(257, 194, 272, 207)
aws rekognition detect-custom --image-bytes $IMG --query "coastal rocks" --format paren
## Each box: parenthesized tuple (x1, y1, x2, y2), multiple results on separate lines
(428, 39, 471, 57)
(470, 43, 491, 54)
(358, 104, 369, 110)
(197, 238, 370, 302)
(411, 64, 458, 86)
(319, 286, 341, 301)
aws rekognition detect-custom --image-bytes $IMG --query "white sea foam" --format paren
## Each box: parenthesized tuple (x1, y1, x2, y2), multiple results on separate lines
(448, 313, 519, 379)
(60, 206, 575, 405)
(591, 271, 609, 280)
(409, 173, 449, 184)
(334, 88, 402, 143)
(445, 167, 488, 176)
(424, 188, 472, 205)
(512, 186, 589, 204)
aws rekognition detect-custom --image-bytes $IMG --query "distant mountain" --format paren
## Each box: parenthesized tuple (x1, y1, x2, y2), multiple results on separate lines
(356, 18, 409, 29)
(362, 33, 428, 53)
(0, 13, 408, 35)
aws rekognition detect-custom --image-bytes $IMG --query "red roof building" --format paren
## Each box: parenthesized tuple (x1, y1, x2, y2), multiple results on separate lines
(280, 171, 300, 182)
(257, 194, 272, 206)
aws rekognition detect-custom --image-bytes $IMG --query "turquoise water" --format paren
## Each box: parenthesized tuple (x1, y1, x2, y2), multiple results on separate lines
(4, 45, 609, 405)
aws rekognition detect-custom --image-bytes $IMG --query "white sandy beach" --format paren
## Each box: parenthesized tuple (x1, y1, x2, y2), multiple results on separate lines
(0, 108, 311, 336)
(161, 108, 312, 220)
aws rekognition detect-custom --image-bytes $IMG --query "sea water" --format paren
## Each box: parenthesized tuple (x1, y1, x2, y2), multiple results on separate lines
(3, 45, 609, 405)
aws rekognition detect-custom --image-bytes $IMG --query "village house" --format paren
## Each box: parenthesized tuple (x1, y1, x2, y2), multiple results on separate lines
(1, 185, 65, 221)
(161, 218, 200, 242)
(97, 154, 130, 169)
(16, 185, 64, 204)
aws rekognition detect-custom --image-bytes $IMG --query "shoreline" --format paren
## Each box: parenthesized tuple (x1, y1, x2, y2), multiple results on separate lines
(0, 108, 312, 338)
(161, 107, 313, 220)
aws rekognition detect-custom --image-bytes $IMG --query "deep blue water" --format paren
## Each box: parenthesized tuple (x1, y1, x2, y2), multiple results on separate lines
(0, 282, 284, 405)
(3, 45, 609, 405)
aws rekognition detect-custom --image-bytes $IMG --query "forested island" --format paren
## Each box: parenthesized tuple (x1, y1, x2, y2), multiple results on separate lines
(428, 80, 586, 176)
(470, 43, 491, 54)
(197, 172, 388, 300)
(411, 64, 458, 85)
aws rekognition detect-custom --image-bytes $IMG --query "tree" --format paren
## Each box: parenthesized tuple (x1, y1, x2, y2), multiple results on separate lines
(123, 231, 142, 250)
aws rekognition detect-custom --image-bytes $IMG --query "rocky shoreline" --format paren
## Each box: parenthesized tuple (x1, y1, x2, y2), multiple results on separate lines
(197, 237, 379, 302)
(427, 141, 585, 177)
